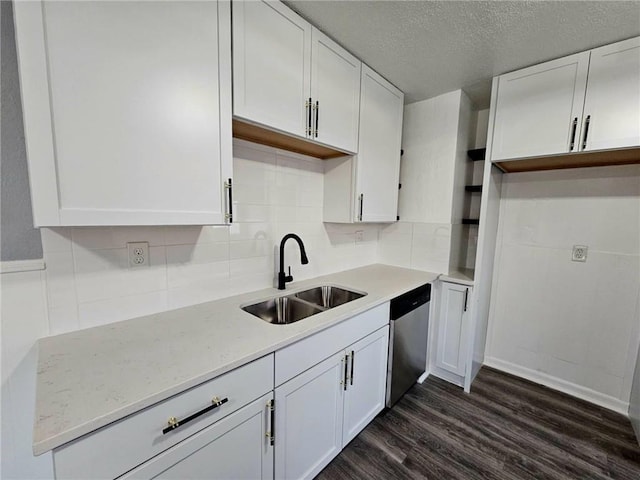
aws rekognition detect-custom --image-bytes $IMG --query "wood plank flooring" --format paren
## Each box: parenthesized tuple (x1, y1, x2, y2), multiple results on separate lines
(317, 367, 640, 480)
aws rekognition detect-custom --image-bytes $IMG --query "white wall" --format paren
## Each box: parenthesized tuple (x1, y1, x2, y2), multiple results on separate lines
(485, 165, 640, 413)
(1, 268, 54, 479)
(630, 340, 640, 444)
(40, 140, 380, 334)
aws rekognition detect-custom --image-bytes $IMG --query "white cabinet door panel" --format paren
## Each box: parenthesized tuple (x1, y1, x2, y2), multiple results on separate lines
(436, 283, 471, 376)
(342, 326, 389, 445)
(275, 352, 344, 480)
(120, 394, 274, 480)
(582, 37, 640, 151)
(491, 52, 590, 161)
(356, 66, 404, 222)
(311, 28, 361, 153)
(14, 0, 232, 226)
(232, 0, 311, 138)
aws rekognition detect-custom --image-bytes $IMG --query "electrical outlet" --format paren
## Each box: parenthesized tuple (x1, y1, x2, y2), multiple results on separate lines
(128, 242, 149, 267)
(572, 245, 588, 262)
(355, 230, 364, 244)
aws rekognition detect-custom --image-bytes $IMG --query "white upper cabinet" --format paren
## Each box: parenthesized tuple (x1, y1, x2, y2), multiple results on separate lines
(491, 35, 640, 164)
(310, 28, 361, 152)
(232, 0, 311, 138)
(356, 66, 404, 222)
(581, 37, 640, 151)
(232, 0, 361, 153)
(14, 1, 233, 227)
(491, 52, 590, 161)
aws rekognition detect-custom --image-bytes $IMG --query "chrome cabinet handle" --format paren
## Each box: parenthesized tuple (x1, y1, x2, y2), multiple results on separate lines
(358, 194, 364, 222)
(224, 179, 233, 223)
(306, 98, 312, 136)
(265, 399, 275, 446)
(350, 350, 355, 386)
(314, 101, 319, 138)
(581, 115, 591, 150)
(569, 117, 578, 151)
(343, 353, 350, 391)
(163, 397, 228, 434)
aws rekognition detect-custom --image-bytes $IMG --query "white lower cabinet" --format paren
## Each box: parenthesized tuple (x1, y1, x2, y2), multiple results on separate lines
(435, 282, 472, 377)
(275, 325, 389, 479)
(121, 393, 274, 480)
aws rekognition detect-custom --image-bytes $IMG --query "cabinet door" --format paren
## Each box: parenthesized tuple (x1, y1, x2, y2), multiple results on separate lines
(232, 0, 311, 138)
(120, 393, 274, 480)
(310, 28, 361, 153)
(342, 326, 389, 445)
(275, 352, 344, 480)
(435, 283, 471, 376)
(14, 0, 232, 226)
(491, 52, 590, 161)
(581, 36, 640, 151)
(356, 66, 404, 223)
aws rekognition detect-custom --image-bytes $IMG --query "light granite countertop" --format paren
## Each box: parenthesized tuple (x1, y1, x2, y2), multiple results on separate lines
(34, 264, 439, 455)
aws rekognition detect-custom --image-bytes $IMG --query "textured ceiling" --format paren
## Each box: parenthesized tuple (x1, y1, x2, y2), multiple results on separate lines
(285, 1, 640, 108)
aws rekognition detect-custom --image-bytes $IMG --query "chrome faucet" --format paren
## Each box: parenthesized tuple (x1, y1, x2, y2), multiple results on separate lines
(278, 233, 309, 290)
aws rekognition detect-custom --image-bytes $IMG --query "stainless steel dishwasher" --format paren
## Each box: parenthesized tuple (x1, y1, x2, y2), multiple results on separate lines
(386, 283, 431, 407)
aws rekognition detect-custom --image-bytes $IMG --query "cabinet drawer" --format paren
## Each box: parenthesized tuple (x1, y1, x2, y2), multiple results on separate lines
(275, 303, 389, 386)
(53, 355, 274, 480)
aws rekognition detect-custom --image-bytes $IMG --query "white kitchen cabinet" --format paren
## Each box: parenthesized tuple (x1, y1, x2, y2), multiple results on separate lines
(275, 324, 390, 479)
(323, 66, 404, 223)
(581, 36, 640, 151)
(491, 52, 590, 161)
(232, 0, 311, 139)
(13, 0, 233, 226)
(274, 352, 345, 480)
(490, 36, 640, 166)
(435, 282, 472, 377)
(232, 0, 361, 153)
(120, 393, 274, 480)
(342, 326, 389, 445)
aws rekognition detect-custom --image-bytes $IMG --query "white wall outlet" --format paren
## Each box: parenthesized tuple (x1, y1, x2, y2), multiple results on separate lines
(128, 242, 149, 267)
(572, 245, 588, 262)
(355, 230, 364, 244)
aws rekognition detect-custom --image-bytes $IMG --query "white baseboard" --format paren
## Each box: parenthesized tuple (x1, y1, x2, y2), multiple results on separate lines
(0, 259, 45, 274)
(417, 371, 429, 384)
(484, 356, 629, 416)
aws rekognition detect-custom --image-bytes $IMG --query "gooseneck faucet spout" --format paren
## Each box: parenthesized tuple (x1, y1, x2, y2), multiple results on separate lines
(278, 233, 309, 290)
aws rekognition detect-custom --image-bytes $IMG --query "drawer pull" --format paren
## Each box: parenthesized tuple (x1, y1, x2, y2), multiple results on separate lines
(162, 396, 228, 435)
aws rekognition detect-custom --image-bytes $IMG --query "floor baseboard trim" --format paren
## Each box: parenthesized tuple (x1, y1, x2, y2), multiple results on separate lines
(484, 357, 629, 415)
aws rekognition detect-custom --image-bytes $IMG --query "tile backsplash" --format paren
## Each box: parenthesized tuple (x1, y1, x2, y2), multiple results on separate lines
(42, 140, 381, 335)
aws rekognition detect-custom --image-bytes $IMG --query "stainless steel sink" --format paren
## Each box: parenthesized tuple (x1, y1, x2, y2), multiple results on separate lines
(241, 285, 367, 324)
(241, 296, 324, 324)
(294, 285, 366, 309)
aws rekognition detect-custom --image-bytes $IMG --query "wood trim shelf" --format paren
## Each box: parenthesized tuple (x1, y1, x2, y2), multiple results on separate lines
(232, 119, 348, 160)
(467, 148, 486, 161)
(493, 147, 640, 173)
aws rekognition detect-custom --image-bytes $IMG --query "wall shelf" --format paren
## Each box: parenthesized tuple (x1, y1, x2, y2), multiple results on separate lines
(467, 148, 486, 161)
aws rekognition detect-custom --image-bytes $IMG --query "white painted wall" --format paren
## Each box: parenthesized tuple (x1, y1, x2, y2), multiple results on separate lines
(485, 165, 640, 413)
(1, 269, 55, 479)
(630, 340, 640, 444)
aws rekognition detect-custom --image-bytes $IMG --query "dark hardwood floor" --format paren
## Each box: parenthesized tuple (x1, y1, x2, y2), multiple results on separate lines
(316, 367, 640, 480)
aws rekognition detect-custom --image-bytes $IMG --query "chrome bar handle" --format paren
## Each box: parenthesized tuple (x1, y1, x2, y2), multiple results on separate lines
(581, 115, 591, 150)
(265, 399, 275, 446)
(163, 397, 228, 434)
(358, 194, 364, 222)
(350, 350, 355, 386)
(343, 353, 350, 391)
(569, 117, 578, 151)
(314, 101, 319, 138)
(463, 288, 469, 312)
(224, 179, 233, 223)
(306, 98, 312, 136)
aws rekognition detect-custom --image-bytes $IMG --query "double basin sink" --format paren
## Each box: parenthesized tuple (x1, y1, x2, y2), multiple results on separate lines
(242, 285, 366, 325)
